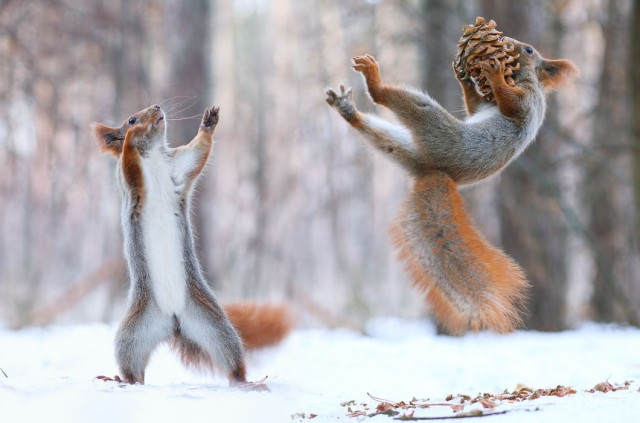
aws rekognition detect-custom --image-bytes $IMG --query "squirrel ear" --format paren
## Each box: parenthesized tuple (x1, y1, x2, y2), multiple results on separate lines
(91, 122, 123, 156)
(537, 59, 578, 92)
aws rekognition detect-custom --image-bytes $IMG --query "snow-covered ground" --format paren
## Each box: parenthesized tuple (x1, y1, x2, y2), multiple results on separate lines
(1, 318, 639, 422)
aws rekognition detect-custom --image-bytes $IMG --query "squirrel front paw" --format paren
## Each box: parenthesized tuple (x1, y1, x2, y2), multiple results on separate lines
(325, 84, 358, 123)
(452, 62, 474, 88)
(200, 106, 220, 131)
(352, 54, 380, 80)
(352, 54, 384, 103)
(480, 58, 505, 82)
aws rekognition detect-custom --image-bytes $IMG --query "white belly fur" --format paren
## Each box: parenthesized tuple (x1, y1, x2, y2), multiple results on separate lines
(142, 150, 187, 315)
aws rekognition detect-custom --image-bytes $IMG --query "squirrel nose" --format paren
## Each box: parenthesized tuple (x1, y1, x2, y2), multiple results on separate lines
(152, 104, 160, 111)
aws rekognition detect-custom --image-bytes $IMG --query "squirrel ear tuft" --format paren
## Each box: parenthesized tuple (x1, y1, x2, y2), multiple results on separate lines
(537, 59, 579, 92)
(91, 122, 123, 156)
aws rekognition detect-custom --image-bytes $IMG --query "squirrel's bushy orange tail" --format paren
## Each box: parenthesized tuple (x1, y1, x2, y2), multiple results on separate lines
(391, 171, 529, 334)
(223, 302, 293, 350)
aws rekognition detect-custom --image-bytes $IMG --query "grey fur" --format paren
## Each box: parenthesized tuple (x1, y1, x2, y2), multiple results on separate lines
(109, 106, 246, 384)
(178, 198, 246, 374)
(323, 50, 574, 333)
(325, 65, 546, 186)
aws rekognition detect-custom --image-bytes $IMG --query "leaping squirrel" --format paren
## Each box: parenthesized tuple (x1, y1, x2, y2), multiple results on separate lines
(326, 38, 577, 334)
(92, 105, 291, 386)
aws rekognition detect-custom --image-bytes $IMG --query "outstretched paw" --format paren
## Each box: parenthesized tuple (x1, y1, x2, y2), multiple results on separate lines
(325, 84, 358, 123)
(200, 106, 220, 131)
(325, 84, 352, 106)
(351, 54, 380, 78)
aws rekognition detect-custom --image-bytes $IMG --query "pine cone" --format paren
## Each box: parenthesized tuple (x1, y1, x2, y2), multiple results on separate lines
(453, 17, 520, 102)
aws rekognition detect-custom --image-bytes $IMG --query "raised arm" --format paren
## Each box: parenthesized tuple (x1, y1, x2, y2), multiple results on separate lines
(325, 84, 423, 174)
(171, 106, 219, 187)
(121, 123, 149, 216)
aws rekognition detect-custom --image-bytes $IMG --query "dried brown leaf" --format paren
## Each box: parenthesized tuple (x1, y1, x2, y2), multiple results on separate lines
(376, 402, 396, 412)
(451, 404, 465, 412)
(346, 410, 367, 418)
(478, 397, 497, 409)
(594, 382, 614, 393)
(528, 390, 541, 400)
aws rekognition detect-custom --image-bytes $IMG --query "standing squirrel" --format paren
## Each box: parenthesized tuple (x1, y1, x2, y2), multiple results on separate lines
(325, 39, 577, 334)
(92, 105, 291, 386)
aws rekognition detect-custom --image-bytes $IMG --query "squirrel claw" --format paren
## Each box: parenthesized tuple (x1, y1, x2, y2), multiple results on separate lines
(452, 62, 474, 87)
(96, 375, 124, 383)
(325, 84, 357, 122)
(480, 58, 505, 78)
(201, 106, 219, 130)
(325, 84, 352, 106)
(325, 87, 338, 105)
(351, 54, 379, 74)
(338, 83, 352, 97)
(480, 60, 502, 79)
(325, 84, 353, 105)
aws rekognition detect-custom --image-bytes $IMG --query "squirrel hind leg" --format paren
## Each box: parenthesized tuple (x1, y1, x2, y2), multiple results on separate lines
(171, 312, 248, 385)
(391, 172, 529, 335)
(114, 301, 173, 384)
(170, 329, 214, 371)
(170, 328, 249, 386)
(177, 285, 248, 384)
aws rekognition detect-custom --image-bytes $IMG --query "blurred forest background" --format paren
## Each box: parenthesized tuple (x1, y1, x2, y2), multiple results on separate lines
(1, 0, 638, 332)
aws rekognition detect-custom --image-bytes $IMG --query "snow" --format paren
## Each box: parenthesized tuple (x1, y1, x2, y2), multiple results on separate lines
(1, 318, 639, 422)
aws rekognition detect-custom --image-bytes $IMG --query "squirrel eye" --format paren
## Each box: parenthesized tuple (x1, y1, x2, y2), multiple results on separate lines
(525, 47, 533, 55)
(128, 117, 137, 125)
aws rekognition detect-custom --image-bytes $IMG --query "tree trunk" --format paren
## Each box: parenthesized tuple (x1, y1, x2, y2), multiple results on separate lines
(587, 0, 638, 325)
(166, 0, 214, 281)
(631, 0, 640, 248)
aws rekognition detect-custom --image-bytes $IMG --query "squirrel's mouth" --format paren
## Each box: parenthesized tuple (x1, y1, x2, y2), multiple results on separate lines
(155, 115, 165, 125)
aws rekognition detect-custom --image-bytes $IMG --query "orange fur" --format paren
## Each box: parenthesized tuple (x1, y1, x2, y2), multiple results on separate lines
(391, 172, 529, 334)
(91, 122, 123, 156)
(353, 55, 387, 105)
(479, 60, 528, 124)
(537, 59, 579, 92)
(121, 125, 147, 215)
(223, 302, 293, 350)
(170, 328, 248, 383)
(170, 332, 214, 370)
